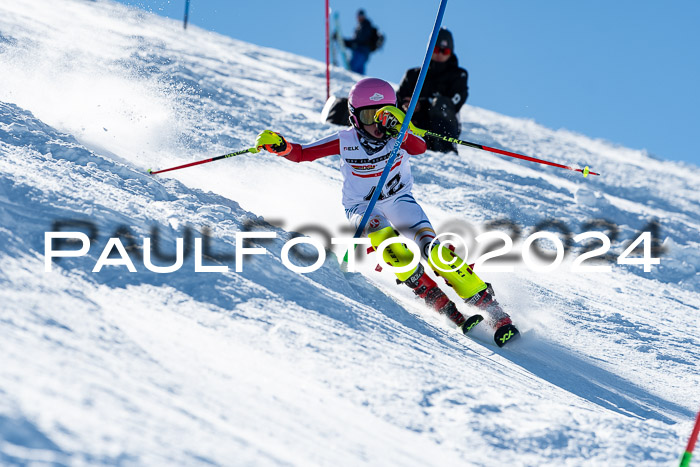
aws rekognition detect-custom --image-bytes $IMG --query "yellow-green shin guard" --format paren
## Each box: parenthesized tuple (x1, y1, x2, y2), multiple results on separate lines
(428, 244, 487, 300)
(368, 226, 418, 282)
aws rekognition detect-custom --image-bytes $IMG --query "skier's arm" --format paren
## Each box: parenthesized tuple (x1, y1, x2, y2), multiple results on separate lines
(254, 130, 339, 162)
(285, 134, 340, 163)
(375, 106, 427, 155)
(292, 131, 423, 156)
(403, 134, 427, 155)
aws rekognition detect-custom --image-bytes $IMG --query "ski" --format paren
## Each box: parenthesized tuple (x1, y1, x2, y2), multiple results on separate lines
(494, 323, 520, 347)
(331, 11, 350, 70)
(460, 313, 483, 334)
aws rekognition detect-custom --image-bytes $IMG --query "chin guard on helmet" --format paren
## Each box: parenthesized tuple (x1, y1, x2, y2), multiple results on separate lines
(374, 106, 405, 137)
(348, 78, 397, 142)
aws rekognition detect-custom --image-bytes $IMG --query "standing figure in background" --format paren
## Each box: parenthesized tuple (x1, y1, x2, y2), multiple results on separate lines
(343, 9, 380, 75)
(397, 28, 468, 153)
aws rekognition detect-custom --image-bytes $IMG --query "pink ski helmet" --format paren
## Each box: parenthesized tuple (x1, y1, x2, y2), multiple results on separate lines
(348, 78, 396, 139)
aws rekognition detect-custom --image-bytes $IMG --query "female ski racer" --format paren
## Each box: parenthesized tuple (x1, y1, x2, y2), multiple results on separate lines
(254, 78, 517, 345)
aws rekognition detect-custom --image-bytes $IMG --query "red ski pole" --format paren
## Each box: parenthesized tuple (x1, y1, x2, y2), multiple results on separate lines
(681, 409, 700, 467)
(147, 147, 256, 176)
(372, 107, 600, 177)
(421, 128, 599, 177)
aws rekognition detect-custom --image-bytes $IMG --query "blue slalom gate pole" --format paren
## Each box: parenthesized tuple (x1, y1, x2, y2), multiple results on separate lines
(183, 0, 190, 30)
(342, 0, 449, 265)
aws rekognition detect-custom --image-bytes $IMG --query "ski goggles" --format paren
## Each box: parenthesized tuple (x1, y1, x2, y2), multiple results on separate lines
(357, 107, 381, 125)
(433, 46, 452, 55)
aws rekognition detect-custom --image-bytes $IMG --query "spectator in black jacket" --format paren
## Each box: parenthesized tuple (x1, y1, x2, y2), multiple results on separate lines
(344, 9, 375, 75)
(396, 28, 468, 153)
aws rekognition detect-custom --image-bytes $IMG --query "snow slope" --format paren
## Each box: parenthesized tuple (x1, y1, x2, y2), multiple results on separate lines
(1, 1, 698, 465)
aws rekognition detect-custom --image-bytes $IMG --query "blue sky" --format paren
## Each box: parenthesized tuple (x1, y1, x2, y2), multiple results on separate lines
(113, 0, 700, 167)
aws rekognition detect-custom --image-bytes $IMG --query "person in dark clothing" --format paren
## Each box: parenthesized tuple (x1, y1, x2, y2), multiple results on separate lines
(344, 9, 375, 75)
(396, 28, 468, 153)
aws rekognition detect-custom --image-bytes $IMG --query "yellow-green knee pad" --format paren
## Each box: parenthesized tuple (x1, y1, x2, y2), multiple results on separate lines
(428, 244, 487, 299)
(368, 226, 417, 282)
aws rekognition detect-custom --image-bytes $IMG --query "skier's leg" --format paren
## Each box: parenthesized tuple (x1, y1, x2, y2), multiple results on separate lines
(378, 193, 437, 260)
(346, 202, 422, 279)
(371, 196, 485, 327)
(347, 205, 413, 280)
(428, 244, 511, 328)
(428, 243, 486, 299)
(366, 224, 469, 328)
(346, 203, 470, 327)
(378, 194, 510, 329)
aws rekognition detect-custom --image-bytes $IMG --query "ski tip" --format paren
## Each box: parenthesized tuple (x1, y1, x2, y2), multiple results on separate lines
(494, 323, 520, 347)
(461, 314, 483, 334)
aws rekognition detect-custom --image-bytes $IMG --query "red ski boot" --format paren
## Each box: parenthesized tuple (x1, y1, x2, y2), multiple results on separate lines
(465, 283, 519, 346)
(402, 264, 483, 333)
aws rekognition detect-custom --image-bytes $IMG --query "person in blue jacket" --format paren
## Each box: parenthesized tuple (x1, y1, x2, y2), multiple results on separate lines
(344, 9, 376, 75)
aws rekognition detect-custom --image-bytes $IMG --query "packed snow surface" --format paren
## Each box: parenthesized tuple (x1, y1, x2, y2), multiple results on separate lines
(0, 1, 698, 465)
